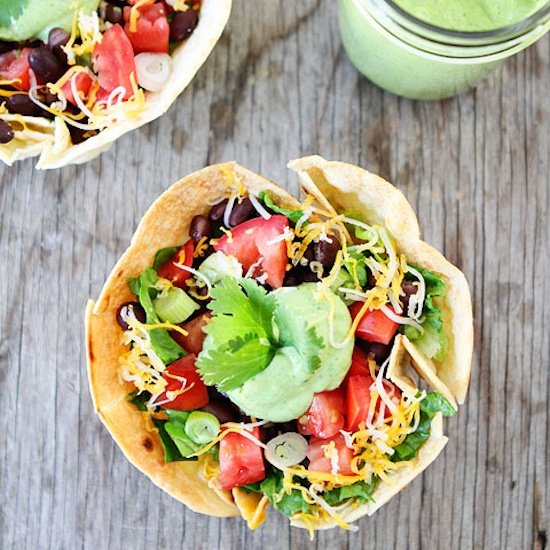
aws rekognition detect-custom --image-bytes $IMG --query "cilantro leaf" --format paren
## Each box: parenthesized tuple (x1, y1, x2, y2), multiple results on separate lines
(391, 392, 455, 462)
(0, 0, 30, 28)
(274, 303, 324, 372)
(403, 265, 448, 361)
(197, 278, 277, 391)
(258, 191, 304, 225)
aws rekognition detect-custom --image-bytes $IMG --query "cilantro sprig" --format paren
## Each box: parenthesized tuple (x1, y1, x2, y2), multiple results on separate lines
(197, 278, 324, 391)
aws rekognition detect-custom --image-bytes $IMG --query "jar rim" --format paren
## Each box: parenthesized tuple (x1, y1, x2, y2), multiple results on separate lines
(366, 0, 550, 42)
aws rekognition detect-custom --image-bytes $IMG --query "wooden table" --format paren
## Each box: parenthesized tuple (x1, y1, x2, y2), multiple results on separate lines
(1, 2, 548, 549)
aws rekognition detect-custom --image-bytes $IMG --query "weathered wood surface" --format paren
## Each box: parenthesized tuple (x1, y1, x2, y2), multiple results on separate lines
(0, 1, 548, 549)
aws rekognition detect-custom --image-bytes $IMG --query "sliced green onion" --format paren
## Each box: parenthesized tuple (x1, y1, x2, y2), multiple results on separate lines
(153, 287, 199, 324)
(165, 422, 200, 457)
(265, 433, 308, 469)
(184, 411, 221, 445)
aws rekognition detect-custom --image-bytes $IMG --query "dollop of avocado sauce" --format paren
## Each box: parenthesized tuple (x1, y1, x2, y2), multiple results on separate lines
(225, 284, 354, 422)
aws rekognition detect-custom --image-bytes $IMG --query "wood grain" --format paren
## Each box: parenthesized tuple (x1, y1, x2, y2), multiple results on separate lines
(0, 1, 548, 549)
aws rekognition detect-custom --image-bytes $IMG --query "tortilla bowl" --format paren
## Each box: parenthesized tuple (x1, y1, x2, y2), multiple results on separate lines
(0, 0, 232, 169)
(86, 157, 473, 528)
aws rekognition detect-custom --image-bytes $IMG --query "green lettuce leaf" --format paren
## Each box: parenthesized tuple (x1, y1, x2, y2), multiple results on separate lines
(127, 390, 150, 411)
(153, 246, 179, 270)
(403, 265, 448, 361)
(151, 419, 185, 463)
(244, 469, 311, 517)
(391, 392, 455, 462)
(127, 268, 186, 365)
(323, 476, 378, 505)
(0, 0, 30, 28)
(258, 191, 304, 224)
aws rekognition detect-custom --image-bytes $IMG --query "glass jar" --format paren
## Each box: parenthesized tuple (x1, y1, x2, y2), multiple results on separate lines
(339, 0, 550, 100)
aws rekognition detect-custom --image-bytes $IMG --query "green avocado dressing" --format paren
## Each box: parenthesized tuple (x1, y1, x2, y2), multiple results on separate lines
(393, 0, 547, 32)
(225, 284, 354, 423)
(0, 0, 100, 42)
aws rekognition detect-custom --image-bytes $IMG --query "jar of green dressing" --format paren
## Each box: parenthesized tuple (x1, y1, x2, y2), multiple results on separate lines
(339, 0, 550, 99)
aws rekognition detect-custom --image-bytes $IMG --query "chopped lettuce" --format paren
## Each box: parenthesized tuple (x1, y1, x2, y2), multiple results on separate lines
(127, 390, 150, 411)
(244, 469, 312, 517)
(323, 476, 378, 505)
(151, 418, 186, 463)
(391, 392, 455, 462)
(127, 268, 186, 365)
(258, 191, 304, 224)
(152, 246, 179, 270)
(403, 265, 448, 361)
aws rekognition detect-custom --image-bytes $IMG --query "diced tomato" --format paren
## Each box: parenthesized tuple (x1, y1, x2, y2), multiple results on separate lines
(214, 215, 289, 288)
(123, 3, 169, 54)
(345, 374, 402, 431)
(297, 388, 345, 439)
(92, 24, 136, 99)
(170, 312, 210, 355)
(157, 240, 195, 288)
(0, 48, 31, 91)
(60, 71, 94, 106)
(345, 374, 374, 432)
(156, 354, 209, 410)
(349, 302, 399, 345)
(346, 347, 372, 378)
(307, 434, 354, 475)
(218, 427, 265, 490)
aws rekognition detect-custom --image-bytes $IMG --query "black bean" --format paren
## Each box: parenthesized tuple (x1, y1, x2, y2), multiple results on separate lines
(366, 267, 376, 289)
(400, 280, 418, 312)
(0, 119, 14, 143)
(47, 28, 70, 63)
(189, 214, 211, 245)
(208, 198, 228, 223)
(29, 47, 66, 83)
(261, 422, 297, 443)
(200, 401, 239, 424)
(170, 9, 199, 41)
(116, 301, 146, 330)
(0, 41, 16, 55)
(356, 340, 391, 363)
(228, 197, 255, 227)
(313, 235, 341, 269)
(68, 127, 87, 144)
(104, 4, 124, 25)
(6, 94, 43, 116)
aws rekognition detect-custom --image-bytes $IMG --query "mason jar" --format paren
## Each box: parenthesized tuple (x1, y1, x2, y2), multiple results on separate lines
(339, 0, 550, 100)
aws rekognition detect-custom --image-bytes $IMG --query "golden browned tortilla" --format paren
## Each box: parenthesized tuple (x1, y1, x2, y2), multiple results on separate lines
(86, 157, 473, 526)
(0, 0, 232, 169)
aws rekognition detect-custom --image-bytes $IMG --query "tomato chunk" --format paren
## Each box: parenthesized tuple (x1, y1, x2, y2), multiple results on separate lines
(60, 71, 94, 106)
(349, 302, 399, 345)
(346, 347, 372, 378)
(345, 374, 402, 431)
(170, 312, 210, 355)
(157, 240, 195, 288)
(345, 374, 374, 432)
(214, 215, 289, 288)
(123, 3, 169, 54)
(218, 427, 265, 490)
(92, 24, 136, 99)
(0, 48, 31, 91)
(297, 388, 345, 439)
(307, 434, 354, 475)
(156, 354, 209, 410)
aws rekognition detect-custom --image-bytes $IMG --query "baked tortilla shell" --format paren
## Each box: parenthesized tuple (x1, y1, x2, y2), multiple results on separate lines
(86, 162, 300, 516)
(288, 155, 473, 404)
(87, 158, 471, 526)
(0, 0, 231, 169)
